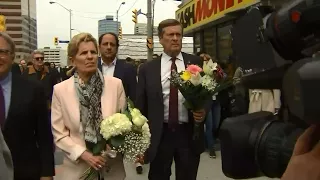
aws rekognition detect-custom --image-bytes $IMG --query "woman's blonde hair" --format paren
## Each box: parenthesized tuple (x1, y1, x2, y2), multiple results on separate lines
(68, 33, 98, 58)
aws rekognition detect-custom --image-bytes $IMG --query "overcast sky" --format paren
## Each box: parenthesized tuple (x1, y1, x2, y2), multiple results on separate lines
(36, 0, 181, 49)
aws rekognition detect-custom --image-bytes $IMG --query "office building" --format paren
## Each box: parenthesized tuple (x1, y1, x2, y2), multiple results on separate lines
(98, 15, 120, 37)
(134, 23, 158, 35)
(0, 0, 37, 62)
(39, 47, 68, 66)
(117, 34, 193, 60)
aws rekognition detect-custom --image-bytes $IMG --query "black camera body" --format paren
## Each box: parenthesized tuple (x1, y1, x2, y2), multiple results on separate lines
(219, 0, 320, 178)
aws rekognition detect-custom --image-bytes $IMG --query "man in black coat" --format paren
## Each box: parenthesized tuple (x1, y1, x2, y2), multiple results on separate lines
(98, 32, 137, 102)
(0, 33, 54, 180)
(136, 19, 207, 180)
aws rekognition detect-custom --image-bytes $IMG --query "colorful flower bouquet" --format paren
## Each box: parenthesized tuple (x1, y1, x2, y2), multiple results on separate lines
(80, 99, 151, 180)
(169, 62, 231, 140)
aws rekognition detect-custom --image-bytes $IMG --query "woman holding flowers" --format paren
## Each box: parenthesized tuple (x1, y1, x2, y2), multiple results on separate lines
(51, 33, 126, 180)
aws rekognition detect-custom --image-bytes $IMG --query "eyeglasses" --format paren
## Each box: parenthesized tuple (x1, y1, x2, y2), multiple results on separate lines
(0, 49, 11, 56)
(34, 57, 44, 61)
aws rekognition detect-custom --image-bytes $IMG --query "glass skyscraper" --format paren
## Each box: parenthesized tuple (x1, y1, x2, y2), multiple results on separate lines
(98, 15, 120, 38)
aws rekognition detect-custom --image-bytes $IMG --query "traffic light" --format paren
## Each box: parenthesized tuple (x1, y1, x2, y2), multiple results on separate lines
(54, 37, 59, 45)
(132, 9, 138, 24)
(0, 15, 6, 32)
(118, 27, 122, 40)
(147, 38, 153, 49)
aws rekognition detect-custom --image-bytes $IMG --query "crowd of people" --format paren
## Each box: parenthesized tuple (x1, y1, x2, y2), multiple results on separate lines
(0, 18, 319, 180)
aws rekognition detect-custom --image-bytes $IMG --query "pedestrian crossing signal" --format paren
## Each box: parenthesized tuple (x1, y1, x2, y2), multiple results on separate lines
(54, 37, 58, 45)
(0, 15, 6, 32)
(147, 38, 153, 49)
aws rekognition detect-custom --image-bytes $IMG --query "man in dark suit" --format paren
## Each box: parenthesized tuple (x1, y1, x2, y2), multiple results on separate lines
(98, 32, 137, 102)
(0, 32, 55, 180)
(136, 19, 206, 180)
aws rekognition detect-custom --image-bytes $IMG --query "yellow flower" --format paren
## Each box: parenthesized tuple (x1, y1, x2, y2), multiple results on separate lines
(180, 71, 191, 81)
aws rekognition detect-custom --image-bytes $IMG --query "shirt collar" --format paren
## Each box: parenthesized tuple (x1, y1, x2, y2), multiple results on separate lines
(101, 57, 117, 66)
(0, 72, 12, 87)
(162, 52, 183, 62)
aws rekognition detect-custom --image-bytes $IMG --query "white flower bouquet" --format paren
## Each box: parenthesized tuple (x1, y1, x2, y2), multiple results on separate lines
(81, 99, 151, 180)
(100, 99, 151, 162)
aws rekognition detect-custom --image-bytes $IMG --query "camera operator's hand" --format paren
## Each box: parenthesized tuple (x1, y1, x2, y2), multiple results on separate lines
(281, 125, 320, 180)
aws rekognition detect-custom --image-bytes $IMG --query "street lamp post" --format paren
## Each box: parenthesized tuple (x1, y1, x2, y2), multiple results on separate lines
(71, 28, 81, 33)
(116, 2, 125, 36)
(49, 1, 72, 41)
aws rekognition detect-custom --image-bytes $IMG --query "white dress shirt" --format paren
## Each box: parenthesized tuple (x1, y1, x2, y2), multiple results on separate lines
(161, 52, 188, 123)
(101, 58, 117, 77)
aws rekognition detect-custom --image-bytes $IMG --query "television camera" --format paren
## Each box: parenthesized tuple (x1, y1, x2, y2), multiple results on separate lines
(219, 0, 320, 178)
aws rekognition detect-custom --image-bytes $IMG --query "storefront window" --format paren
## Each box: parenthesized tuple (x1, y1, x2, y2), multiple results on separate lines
(203, 27, 216, 58)
(217, 24, 233, 62)
(193, 32, 201, 54)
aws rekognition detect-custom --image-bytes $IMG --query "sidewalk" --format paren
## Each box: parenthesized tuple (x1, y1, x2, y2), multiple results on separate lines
(55, 150, 278, 180)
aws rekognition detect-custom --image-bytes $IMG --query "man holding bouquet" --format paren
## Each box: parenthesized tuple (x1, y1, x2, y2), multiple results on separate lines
(136, 19, 207, 180)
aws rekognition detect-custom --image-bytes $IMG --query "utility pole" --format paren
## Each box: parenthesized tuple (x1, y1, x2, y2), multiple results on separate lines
(69, 9, 72, 40)
(147, 0, 153, 61)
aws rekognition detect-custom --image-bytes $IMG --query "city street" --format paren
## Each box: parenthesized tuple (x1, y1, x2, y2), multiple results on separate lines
(55, 150, 278, 180)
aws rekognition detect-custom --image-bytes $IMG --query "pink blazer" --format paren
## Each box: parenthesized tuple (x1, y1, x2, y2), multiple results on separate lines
(51, 76, 126, 180)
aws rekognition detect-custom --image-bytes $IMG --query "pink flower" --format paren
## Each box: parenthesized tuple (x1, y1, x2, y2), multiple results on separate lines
(186, 64, 203, 75)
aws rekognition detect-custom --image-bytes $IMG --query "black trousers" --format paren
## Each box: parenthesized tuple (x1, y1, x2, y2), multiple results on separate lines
(148, 123, 200, 180)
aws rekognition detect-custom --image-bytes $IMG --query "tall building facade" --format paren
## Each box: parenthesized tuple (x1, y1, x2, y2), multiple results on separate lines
(134, 23, 158, 35)
(98, 15, 120, 37)
(39, 47, 68, 67)
(0, 0, 37, 62)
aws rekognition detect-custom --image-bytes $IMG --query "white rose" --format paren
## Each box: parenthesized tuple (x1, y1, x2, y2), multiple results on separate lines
(190, 72, 202, 86)
(131, 108, 142, 118)
(132, 116, 147, 127)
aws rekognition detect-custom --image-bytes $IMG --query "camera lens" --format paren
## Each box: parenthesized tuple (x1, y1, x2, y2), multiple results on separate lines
(256, 120, 304, 178)
(220, 111, 305, 179)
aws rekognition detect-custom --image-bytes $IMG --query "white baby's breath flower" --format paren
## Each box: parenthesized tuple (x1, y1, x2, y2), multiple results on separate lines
(100, 113, 132, 140)
(201, 75, 217, 92)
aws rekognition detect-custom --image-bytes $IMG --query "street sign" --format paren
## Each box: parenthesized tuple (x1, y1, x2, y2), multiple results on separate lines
(59, 40, 70, 43)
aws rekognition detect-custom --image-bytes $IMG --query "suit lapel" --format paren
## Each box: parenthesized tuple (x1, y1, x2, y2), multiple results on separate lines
(7, 74, 20, 123)
(153, 56, 163, 104)
(182, 52, 191, 68)
(65, 77, 80, 128)
(97, 57, 102, 72)
(113, 60, 122, 79)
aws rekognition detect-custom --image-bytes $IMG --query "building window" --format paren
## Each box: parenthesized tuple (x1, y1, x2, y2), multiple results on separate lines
(193, 32, 201, 54)
(203, 27, 217, 59)
(217, 24, 232, 62)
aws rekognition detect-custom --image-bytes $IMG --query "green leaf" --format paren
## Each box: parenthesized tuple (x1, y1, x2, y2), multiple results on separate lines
(183, 101, 193, 109)
(123, 110, 132, 120)
(110, 135, 125, 148)
(127, 97, 135, 109)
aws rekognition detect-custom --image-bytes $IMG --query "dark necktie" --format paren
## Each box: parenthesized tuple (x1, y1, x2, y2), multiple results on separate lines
(0, 85, 5, 129)
(168, 57, 179, 129)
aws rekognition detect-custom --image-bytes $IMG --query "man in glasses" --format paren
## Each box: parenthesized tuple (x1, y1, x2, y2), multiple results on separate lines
(0, 32, 55, 180)
(23, 50, 57, 111)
